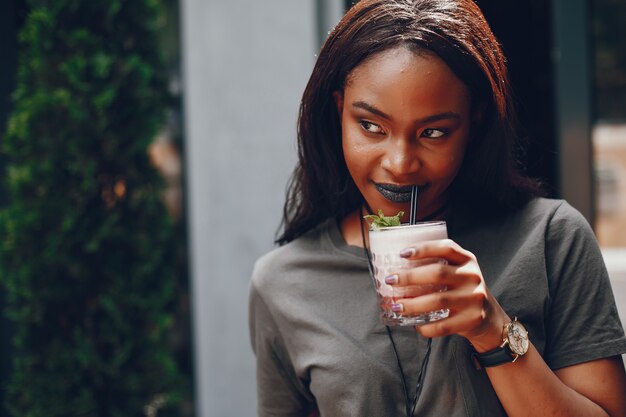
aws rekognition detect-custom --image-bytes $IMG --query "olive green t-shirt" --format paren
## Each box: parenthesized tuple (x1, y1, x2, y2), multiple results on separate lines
(249, 198, 626, 417)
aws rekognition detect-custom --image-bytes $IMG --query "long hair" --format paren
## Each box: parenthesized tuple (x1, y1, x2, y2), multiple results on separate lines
(276, 0, 542, 245)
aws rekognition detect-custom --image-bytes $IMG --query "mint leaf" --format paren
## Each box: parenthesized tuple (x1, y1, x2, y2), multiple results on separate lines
(363, 209, 404, 229)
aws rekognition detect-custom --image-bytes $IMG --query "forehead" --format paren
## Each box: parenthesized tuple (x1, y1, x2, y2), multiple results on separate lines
(343, 45, 471, 114)
(346, 45, 434, 83)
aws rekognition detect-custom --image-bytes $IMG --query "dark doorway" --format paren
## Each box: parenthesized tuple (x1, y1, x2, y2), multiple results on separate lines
(478, 0, 559, 196)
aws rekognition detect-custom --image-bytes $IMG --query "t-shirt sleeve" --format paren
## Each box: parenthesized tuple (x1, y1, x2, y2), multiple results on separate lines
(249, 263, 315, 417)
(543, 201, 626, 369)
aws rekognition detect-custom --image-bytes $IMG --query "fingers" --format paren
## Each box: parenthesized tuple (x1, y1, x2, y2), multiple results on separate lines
(387, 239, 501, 340)
(399, 239, 475, 266)
(386, 262, 482, 288)
(416, 305, 489, 339)
(394, 285, 487, 316)
(389, 288, 489, 339)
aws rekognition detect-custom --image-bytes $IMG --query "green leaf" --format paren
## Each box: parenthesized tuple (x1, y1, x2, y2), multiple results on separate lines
(363, 209, 404, 229)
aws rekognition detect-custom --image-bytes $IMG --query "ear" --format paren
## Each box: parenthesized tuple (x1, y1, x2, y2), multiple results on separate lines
(333, 90, 344, 118)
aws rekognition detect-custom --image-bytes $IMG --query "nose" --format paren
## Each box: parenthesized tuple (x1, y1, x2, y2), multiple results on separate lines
(380, 139, 420, 178)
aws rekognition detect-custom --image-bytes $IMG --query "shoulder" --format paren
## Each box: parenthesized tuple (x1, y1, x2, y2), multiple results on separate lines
(453, 198, 599, 276)
(455, 198, 587, 243)
(509, 197, 592, 235)
(523, 197, 587, 223)
(521, 198, 597, 244)
(251, 220, 329, 295)
(508, 198, 599, 255)
(514, 197, 567, 220)
(519, 198, 608, 301)
(537, 199, 604, 270)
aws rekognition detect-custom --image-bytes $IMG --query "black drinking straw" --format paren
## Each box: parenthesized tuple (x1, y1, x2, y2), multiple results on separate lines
(409, 185, 418, 225)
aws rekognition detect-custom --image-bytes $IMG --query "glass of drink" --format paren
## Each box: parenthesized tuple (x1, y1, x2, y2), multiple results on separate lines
(368, 221, 449, 326)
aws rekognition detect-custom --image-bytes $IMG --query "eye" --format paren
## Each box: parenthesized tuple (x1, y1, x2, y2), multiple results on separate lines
(421, 128, 446, 138)
(359, 120, 385, 134)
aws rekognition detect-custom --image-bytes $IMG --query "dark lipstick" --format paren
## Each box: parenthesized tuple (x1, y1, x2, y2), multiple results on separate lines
(374, 183, 414, 203)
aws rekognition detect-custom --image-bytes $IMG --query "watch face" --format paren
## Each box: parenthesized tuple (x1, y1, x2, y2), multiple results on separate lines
(506, 321, 529, 356)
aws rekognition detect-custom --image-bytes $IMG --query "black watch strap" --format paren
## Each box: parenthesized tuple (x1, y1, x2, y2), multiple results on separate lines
(473, 344, 517, 368)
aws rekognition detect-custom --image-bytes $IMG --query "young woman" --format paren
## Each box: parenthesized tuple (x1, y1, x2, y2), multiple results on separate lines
(249, 1, 626, 416)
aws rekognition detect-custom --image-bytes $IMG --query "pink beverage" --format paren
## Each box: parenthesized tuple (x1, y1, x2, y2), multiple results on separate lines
(368, 221, 449, 326)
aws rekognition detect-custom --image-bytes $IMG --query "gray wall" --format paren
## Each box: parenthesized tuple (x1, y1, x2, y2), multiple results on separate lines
(180, 1, 334, 416)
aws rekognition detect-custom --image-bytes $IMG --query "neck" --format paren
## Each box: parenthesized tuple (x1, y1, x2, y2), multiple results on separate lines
(340, 209, 367, 248)
(420, 204, 449, 222)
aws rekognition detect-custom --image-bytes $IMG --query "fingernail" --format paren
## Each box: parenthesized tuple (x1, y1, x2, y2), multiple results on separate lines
(399, 247, 415, 258)
(391, 303, 404, 312)
(385, 274, 398, 285)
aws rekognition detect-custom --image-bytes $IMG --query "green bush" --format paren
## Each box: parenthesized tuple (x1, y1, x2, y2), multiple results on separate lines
(0, 1, 185, 415)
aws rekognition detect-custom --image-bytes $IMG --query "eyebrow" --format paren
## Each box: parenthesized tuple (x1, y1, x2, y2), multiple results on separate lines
(351, 100, 461, 124)
(352, 101, 392, 120)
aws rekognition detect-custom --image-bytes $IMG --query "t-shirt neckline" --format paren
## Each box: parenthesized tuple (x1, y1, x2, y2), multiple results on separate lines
(323, 218, 368, 261)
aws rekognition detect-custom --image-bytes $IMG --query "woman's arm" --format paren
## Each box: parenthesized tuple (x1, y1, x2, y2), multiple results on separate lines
(484, 347, 626, 417)
(389, 239, 626, 417)
(554, 356, 626, 416)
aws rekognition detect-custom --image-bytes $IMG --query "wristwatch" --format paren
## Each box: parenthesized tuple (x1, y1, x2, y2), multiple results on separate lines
(473, 318, 529, 368)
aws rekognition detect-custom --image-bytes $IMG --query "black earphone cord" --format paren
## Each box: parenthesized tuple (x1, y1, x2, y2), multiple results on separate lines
(359, 206, 432, 417)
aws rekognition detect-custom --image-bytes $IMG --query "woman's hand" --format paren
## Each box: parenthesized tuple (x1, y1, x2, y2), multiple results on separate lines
(388, 238, 509, 351)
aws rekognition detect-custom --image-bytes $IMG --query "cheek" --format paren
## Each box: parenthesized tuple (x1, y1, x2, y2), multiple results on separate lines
(443, 132, 470, 174)
(343, 145, 368, 182)
(428, 159, 457, 180)
(429, 144, 468, 180)
(342, 130, 363, 179)
(342, 137, 381, 187)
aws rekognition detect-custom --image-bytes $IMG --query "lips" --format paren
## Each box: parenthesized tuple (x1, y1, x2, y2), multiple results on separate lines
(374, 183, 415, 203)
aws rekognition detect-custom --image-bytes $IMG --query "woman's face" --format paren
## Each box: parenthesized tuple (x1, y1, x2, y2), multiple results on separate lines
(335, 45, 473, 221)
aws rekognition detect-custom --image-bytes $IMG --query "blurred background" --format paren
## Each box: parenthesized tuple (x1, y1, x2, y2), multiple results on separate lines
(0, 0, 624, 416)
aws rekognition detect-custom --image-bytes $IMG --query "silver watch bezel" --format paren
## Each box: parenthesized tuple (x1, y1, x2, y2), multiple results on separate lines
(505, 319, 529, 356)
